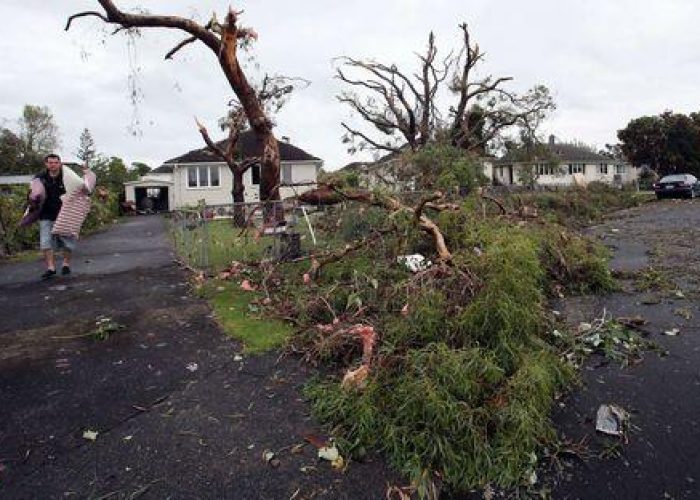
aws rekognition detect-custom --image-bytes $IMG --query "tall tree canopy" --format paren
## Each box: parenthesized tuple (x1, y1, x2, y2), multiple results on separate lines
(0, 105, 60, 174)
(18, 105, 60, 158)
(618, 111, 700, 176)
(338, 23, 555, 156)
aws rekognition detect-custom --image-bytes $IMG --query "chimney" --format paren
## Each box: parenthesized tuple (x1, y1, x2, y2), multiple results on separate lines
(281, 136, 290, 143)
(548, 134, 556, 146)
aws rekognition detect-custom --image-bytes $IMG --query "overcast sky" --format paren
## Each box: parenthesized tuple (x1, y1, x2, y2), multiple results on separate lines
(1, 1, 699, 170)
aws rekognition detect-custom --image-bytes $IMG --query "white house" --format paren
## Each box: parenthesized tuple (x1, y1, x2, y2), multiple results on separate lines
(492, 136, 638, 187)
(124, 131, 322, 211)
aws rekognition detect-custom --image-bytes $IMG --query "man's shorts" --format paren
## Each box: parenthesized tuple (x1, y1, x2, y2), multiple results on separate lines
(39, 220, 77, 252)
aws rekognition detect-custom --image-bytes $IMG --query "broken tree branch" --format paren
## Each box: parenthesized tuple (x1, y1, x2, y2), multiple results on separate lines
(165, 35, 197, 60)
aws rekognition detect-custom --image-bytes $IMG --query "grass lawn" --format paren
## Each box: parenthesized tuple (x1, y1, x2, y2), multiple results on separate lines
(201, 279, 294, 353)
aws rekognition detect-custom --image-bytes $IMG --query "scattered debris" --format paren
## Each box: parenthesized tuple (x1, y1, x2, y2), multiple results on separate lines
(674, 307, 692, 320)
(262, 449, 280, 468)
(82, 430, 99, 441)
(675, 290, 686, 299)
(317, 443, 345, 470)
(185, 362, 199, 372)
(341, 364, 370, 390)
(233, 354, 244, 362)
(397, 254, 432, 273)
(664, 328, 680, 336)
(595, 404, 629, 437)
(240, 280, 257, 291)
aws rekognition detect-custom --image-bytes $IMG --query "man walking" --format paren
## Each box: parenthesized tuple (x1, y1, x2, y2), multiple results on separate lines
(30, 154, 95, 280)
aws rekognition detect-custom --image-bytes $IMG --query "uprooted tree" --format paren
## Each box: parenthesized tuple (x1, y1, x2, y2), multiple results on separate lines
(337, 23, 555, 158)
(66, 1, 282, 204)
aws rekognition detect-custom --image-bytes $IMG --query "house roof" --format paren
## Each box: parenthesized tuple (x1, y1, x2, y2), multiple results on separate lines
(497, 140, 611, 165)
(164, 131, 320, 164)
(152, 164, 174, 174)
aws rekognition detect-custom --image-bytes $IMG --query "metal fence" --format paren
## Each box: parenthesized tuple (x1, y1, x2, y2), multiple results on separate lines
(170, 200, 331, 272)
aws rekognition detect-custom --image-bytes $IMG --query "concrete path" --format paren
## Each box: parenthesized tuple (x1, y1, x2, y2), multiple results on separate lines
(0, 216, 393, 499)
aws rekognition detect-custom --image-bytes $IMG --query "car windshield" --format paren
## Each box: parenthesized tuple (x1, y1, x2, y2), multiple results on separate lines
(660, 175, 688, 183)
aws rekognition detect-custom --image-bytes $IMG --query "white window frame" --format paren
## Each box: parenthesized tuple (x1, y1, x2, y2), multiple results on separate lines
(186, 165, 220, 189)
(598, 163, 609, 175)
(568, 163, 585, 175)
(615, 164, 627, 174)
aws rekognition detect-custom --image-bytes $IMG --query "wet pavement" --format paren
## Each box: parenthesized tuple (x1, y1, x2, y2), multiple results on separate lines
(553, 199, 700, 499)
(0, 216, 394, 499)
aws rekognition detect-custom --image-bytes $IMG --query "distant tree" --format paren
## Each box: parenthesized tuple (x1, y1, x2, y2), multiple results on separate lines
(0, 128, 25, 174)
(131, 161, 151, 176)
(92, 155, 136, 195)
(337, 23, 555, 158)
(618, 112, 700, 176)
(77, 128, 97, 166)
(18, 105, 60, 159)
(618, 115, 667, 172)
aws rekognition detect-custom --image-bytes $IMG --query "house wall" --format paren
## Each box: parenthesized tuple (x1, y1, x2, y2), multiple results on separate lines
(169, 161, 320, 208)
(503, 161, 638, 187)
(280, 162, 319, 200)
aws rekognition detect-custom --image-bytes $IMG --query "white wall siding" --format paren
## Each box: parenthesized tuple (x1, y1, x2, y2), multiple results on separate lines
(169, 161, 321, 208)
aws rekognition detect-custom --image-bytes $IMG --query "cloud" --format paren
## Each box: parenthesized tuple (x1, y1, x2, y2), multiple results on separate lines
(1, 0, 698, 169)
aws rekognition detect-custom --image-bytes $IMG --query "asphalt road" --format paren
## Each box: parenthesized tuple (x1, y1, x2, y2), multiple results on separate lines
(552, 199, 700, 499)
(0, 216, 394, 499)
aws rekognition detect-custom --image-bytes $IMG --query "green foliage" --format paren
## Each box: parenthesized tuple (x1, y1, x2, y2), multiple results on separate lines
(0, 185, 38, 254)
(92, 155, 136, 196)
(407, 144, 488, 192)
(131, 161, 151, 177)
(0, 184, 118, 257)
(618, 111, 700, 176)
(521, 185, 649, 226)
(296, 213, 604, 493)
(1, 104, 60, 175)
(306, 346, 572, 491)
(77, 128, 96, 165)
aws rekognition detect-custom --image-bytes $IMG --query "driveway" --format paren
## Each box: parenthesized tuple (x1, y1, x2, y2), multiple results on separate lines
(553, 199, 700, 499)
(0, 216, 393, 499)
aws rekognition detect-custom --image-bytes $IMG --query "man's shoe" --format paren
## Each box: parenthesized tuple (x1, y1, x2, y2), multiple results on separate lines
(41, 269, 56, 280)
(61, 266, 71, 276)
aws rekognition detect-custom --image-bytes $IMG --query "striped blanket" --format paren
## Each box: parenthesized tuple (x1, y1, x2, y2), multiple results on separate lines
(51, 170, 96, 239)
(51, 191, 92, 238)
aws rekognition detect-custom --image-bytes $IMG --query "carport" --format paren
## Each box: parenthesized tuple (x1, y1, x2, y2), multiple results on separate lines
(124, 178, 174, 212)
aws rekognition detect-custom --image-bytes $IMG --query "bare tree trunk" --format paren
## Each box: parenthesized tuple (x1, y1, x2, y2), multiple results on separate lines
(218, 12, 280, 204)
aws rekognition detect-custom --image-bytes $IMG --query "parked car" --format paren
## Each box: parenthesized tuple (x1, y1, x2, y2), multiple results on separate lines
(653, 174, 700, 199)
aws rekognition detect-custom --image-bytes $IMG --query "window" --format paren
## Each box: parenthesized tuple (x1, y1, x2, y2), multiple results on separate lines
(188, 167, 197, 187)
(568, 163, 585, 175)
(535, 163, 558, 176)
(598, 163, 609, 175)
(186, 166, 220, 188)
(281, 164, 293, 184)
(615, 164, 627, 174)
(146, 188, 161, 197)
(251, 165, 261, 185)
(198, 166, 209, 187)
